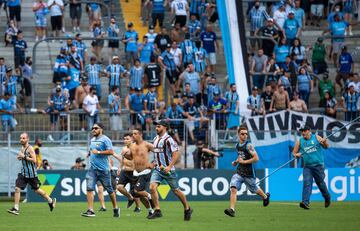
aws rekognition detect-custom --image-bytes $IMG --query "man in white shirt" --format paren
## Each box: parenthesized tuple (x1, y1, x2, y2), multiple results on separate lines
(48, 0, 64, 40)
(273, 3, 287, 29)
(83, 86, 102, 130)
(171, 0, 189, 27)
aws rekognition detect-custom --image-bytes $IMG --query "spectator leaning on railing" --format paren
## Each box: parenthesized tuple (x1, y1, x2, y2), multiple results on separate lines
(82, 86, 102, 130)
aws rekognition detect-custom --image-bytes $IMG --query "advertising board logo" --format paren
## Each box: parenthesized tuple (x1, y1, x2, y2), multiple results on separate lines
(38, 174, 61, 196)
(158, 184, 171, 199)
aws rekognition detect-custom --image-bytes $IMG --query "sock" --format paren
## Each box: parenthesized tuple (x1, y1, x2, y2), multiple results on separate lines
(263, 195, 268, 200)
(230, 207, 235, 211)
(14, 204, 19, 210)
(148, 208, 154, 213)
(147, 193, 152, 199)
(47, 198, 53, 203)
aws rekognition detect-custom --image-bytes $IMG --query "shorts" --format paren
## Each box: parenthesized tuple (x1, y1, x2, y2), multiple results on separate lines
(208, 52, 217, 65)
(86, 168, 114, 194)
(51, 15, 63, 31)
(118, 170, 135, 186)
(166, 69, 179, 84)
(332, 41, 345, 54)
(92, 39, 104, 47)
(9, 5, 21, 21)
(175, 15, 187, 27)
(109, 114, 122, 130)
(133, 171, 151, 192)
(15, 173, 40, 190)
(78, 103, 86, 121)
(336, 72, 350, 84)
(310, 4, 324, 17)
(97, 170, 117, 191)
(14, 56, 25, 68)
(70, 5, 82, 20)
(52, 72, 67, 84)
(108, 41, 120, 48)
(68, 88, 76, 101)
(35, 16, 47, 28)
(150, 169, 179, 190)
(230, 173, 258, 193)
(1, 120, 15, 132)
(50, 111, 67, 124)
(126, 51, 138, 64)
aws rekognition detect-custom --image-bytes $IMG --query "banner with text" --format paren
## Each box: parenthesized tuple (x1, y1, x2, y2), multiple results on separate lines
(27, 169, 265, 202)
(245, 111, 360, 168)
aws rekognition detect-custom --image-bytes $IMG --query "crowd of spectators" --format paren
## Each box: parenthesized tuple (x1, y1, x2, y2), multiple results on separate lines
(247, 0, 360, 121)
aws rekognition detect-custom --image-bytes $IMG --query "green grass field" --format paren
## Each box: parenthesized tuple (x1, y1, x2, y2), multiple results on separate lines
(1, 201, 359, 231)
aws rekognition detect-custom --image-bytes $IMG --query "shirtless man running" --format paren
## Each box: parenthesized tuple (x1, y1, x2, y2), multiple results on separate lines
(116, 133, 141, 212)
(124, 129, 154, 217)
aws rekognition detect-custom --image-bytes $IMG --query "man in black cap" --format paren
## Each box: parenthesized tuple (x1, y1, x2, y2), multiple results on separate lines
(292, 124, 331, 210)
(71, 157, 86, 170)
(148, 120, 193, 221)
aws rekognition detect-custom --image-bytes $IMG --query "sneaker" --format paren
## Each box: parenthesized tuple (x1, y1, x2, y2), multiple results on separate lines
(113, 208, 120, 217)
(263, 193, 270, 207)
(81, 209, 96, 217)
(146, 211, 153, 219)
(48, 198, 56, 211)
(299, 202, 310, 210)
(133, 207, 141, 213)
(99, 207, 107, 212)
(325, 198, 331, 208)
(7, 207, 19, 215)
(224, 208, 235, 217)
(127, 199, 135, 208)
(47, 135, 54, 142)
(184, 207, 193, 221)
(62, 27, 66, 33)
(147, 209, 162, 219)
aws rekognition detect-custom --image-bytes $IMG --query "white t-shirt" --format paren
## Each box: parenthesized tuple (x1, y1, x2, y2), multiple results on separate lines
(171, 0, 188, 16)
(170, 48, 182, 66)
(83, 94, 99, 115)
(273, 10, 287, 28)
(48, 0, 64, 17)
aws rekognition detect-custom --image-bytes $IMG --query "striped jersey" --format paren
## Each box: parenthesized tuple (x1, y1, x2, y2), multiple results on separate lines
(129, 66, 144, 89)
(73, 40, 87, 60)
(153, 133, 179, 171)
(20, 145, 37, 178)
(85, 64, 102, 85)
(106, 64, 126, 86)
(180, 39, 195, 64)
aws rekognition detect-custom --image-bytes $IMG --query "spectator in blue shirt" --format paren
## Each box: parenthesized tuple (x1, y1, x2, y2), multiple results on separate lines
(293, 0, 305, 29)
(327, 5, 344, 26)
(208, 90, 227, 129)
(128, 87, 145, 130)
(122, 22, 139, 67)
(341, 83, 359, 121)
(4, 67, 18, 98)
(158, 43, 178, 94)
(0, 93, 17, 132)
(138, 35, 154, 65)
(336, 46, 354, 93)
(283, 11, 300, 45)
(188, 14, 201, 40)
(180, 33, 195, 68)
(297, 67, 313, 106)
(128, 59, 144, 90)
(151, 0, 166, 28)
(248, 0, 269, 50)
(189, 0, 201, 19)
(247, 86, 263, 116)
(48, 84, 69, 139)
(91, 19, 105, 61)
(7, 0, 22, 28)
(106, 56, 126, 91)
(33, 0, 49, 41)
(85, 56, 103, 100)
(274, 38, 289, 66)
(53, 47, 69, 84)
(200, 25, 218, 73)
(12, 30, 27, 68)
(74, 33, 88, 64)
(107, 16, 120, 64)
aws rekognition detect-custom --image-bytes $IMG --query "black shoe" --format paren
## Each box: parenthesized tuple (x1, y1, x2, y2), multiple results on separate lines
(81, 209, 96, 217)
(224, 208, 235, 217)
(263, 193, 270, 207)
(99, 207, 107, 212)
(127, 199, 135, 209)
(184, 207, 193, 221)
(7, 207, 19, 215)
(149, 198, 155, 208)
(113, 208, 120, 217)
(325, 198, 331, 208)
(134, 207, 141, 213)
(147, 209, 162, 219)
(48, 198, 56, 212)
(146, 211, 153, 219)
(299, 202, 310, 210)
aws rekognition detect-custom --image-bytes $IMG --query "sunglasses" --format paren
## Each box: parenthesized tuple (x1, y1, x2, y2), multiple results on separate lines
(240, 133, 248, 136)
(92, 127, 100, 130)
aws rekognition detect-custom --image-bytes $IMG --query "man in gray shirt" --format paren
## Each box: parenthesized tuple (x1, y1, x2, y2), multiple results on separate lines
(177, 63, 202, 105)
(250, 49, 268, 91)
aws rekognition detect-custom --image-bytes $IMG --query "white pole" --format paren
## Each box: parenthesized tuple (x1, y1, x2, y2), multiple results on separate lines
(7, 132, 11, 198)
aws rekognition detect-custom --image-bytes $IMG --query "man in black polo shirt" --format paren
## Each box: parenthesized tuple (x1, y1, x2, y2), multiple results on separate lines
(256, 18, 279, 57)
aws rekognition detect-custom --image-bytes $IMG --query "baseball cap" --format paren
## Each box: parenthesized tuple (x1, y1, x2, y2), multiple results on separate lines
(60, 47, 66, 51)
(56, 84, 62, 90)
(128, 22, 133, 27)
(166, 43, 171, 48)
(76, 157, 85, 163)
(80, 76, 88, 81)
(75, 33, 81, 37)
(252, 86, 258, 90)
(135, 87, 142, 91)
(288, 10, 295, 15)
(267, 18, 274, 22)
(112, 56, 119, 60)
(6, 67, 12, 72)
(153, 119, 169, 128)
(213, 90, 220, 95)
(348, 82, 356, 89)
(317, 37, 324, 42)
(299, 124, 311, 131)
(149, 25, 154, 30)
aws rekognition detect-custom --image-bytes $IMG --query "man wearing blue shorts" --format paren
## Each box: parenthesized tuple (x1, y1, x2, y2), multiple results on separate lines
(224, 126, 270, 217)
(148, 120, 193, 221)
(81, 122, 120, 218)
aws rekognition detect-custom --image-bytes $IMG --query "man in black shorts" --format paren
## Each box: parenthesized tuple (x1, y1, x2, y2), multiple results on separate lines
(69, 0, 82, 33)
(7, 133, 56, 215)
(48, 0, 64, 40)
(116, 133, 142, 212)
(7, 0, 21, 28)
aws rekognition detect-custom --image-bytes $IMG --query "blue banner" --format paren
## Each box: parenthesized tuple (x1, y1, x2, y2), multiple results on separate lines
(268, 168, 360, 201)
